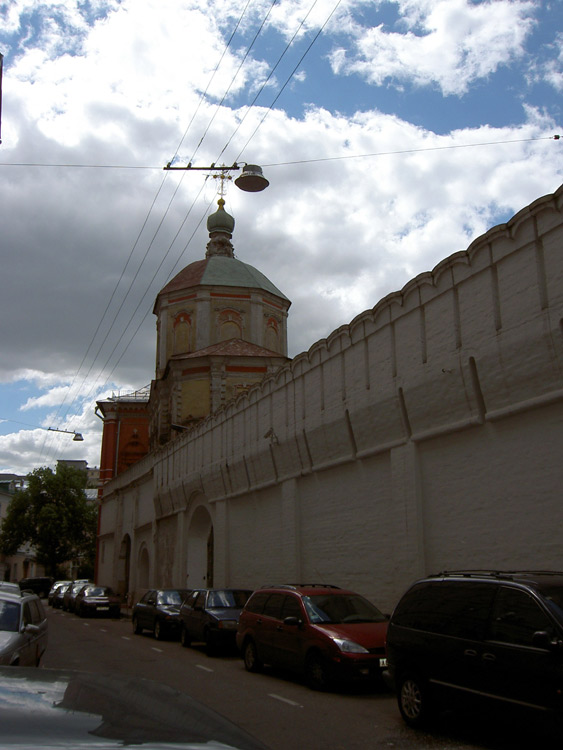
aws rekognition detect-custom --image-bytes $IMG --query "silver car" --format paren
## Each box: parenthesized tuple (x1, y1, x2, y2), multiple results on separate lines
(0, 592, 48, 666)
(0, 582, 21, 596)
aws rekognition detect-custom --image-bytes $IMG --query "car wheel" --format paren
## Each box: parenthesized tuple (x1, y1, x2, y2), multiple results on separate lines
(180, 625, 191, 648)
(305, 652, 332, 691)
(243, 639, 263, 673)
(397, 673, 433, 728)
(154, 620, 164, 640)
(132, 616, 142, 634)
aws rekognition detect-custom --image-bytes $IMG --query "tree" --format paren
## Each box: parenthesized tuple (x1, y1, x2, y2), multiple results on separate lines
(0, 464, 97, 578)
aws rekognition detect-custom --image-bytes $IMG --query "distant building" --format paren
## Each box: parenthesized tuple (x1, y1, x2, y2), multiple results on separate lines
(95, 388, 150, 486)
(56, 459, 100, 488)
(0, 475, 43, 582)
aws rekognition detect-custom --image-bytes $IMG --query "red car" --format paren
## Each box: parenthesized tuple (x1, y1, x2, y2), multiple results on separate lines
(236, 584, 388, 690)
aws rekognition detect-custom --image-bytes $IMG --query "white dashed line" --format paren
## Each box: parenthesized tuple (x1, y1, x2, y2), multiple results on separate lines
(151, 647, 163, 653)
(122, 636, 131, 641)
(268, 694, 303, 708)
(196, 665, 214, 673)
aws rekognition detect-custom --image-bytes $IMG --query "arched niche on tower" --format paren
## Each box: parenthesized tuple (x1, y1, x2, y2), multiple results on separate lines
(265, 315, 280, 352)
(217, 309, 243, 342)
(173, 311, 192, 355)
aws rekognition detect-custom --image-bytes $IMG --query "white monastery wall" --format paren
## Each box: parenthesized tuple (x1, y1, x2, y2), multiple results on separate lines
(100, 186, 563, 612)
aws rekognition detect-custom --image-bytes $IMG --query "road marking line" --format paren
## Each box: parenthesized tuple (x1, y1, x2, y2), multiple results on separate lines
(99, 629, 107, 632)
(151, 647, 163, 653)
(83, 623, 90, 626)
(122, 636, 131, 641)
(268, 694, 303, 707)
(196, 665, 214, 673)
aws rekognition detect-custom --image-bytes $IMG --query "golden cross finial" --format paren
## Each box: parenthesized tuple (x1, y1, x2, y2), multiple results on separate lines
(212, 168, 233, 200)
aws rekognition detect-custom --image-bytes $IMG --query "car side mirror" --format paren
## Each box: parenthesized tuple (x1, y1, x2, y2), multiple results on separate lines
(532, 630, 560, 650)
(23, 623, 40, 634)
(283, 616, 302, 627)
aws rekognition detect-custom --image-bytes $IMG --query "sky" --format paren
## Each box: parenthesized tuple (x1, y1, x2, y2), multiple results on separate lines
(0, 0, 561, 476)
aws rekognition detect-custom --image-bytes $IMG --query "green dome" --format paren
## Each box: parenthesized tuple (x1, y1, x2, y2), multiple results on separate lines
(207, 198, 235, 235)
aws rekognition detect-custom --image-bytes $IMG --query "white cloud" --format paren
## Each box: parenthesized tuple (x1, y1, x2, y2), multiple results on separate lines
(329, 0, 536, 95)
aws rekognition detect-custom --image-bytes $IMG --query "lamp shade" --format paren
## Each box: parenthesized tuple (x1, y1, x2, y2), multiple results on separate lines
(234, 164, 269, 192)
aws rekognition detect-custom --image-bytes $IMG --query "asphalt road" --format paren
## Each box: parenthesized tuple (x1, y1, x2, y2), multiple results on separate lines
(41, 606, 557, 750)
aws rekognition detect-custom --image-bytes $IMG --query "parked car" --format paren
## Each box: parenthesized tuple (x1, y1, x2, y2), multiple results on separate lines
(0, 666, 268, 749)
(132, 588, 191, 640)
(236, 583, 388, 690)
(180, 588, 252, 654)
(0, 591, 48, 666)
(18, 576, 54, 599)
(0, 582, 21, 596)
(62, 581, 91, 612)
(386, 570, 563, 730)
(74, 585, 121, 618)
(52, 582, 72, 609)
(48, 580, 72, 606)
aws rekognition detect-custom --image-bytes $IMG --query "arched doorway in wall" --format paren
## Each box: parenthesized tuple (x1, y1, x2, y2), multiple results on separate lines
(117, 534, 131, 599)
(186, 505, 214, 589)
(138, 545, 150, 589)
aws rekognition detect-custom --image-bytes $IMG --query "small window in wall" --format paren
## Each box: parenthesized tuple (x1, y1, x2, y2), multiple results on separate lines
(217, 309, 242, 341)
(173, 312, 192, 354)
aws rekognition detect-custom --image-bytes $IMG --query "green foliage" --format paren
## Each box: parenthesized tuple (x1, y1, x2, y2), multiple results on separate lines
(0, 464, 97, 578)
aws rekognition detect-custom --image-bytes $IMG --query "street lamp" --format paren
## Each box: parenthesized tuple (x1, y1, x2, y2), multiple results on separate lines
(48, 427, 84, 442)
(163, 162, 270, 192)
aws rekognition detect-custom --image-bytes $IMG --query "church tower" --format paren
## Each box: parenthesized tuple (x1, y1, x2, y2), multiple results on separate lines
(149, 197, 291, 446)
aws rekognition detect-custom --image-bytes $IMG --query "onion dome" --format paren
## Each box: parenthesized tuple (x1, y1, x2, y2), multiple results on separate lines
(206, 198, 235, 258)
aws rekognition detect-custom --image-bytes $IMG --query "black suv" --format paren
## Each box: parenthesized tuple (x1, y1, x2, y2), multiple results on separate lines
(386, 571, 563, 729)
(18, 577, 54, 599)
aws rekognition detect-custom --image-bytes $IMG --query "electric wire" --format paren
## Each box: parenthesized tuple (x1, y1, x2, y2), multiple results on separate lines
(185, 0, 279, 166)
(214, 0, 321, 164)
(49, 0, 280, 438)
(72, 184, 213, 415)
(173, 0, 255, 165)
(237, 0, 342, 161)
(98, 196, 215, 394)
(36, 0, 259, 462)
(0, 134, 559, 172)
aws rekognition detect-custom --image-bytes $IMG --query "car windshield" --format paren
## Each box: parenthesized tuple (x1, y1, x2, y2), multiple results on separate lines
(158, 590, 188, 605)
(85, 587, 110, 597)
(303, 594, 387, 624)
(207, 590, 249, 608)
(0, 600, 20, 632)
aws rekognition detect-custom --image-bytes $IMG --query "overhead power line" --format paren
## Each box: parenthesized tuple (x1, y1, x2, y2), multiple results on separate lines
(37, 0, 259, 462)
(1, 135, 559, 173)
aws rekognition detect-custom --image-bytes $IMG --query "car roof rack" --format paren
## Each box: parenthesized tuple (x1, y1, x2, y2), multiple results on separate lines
(432, 570, 563, 581)
(260, 583, 341, 590)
